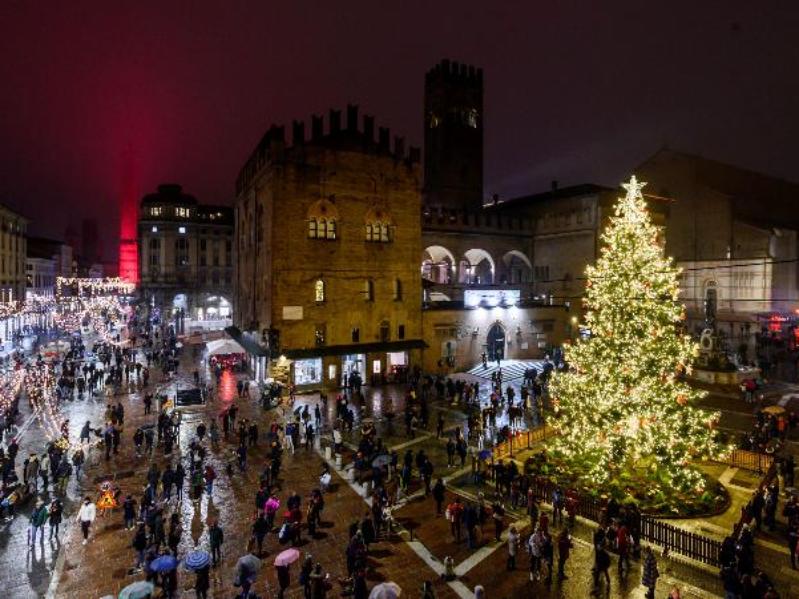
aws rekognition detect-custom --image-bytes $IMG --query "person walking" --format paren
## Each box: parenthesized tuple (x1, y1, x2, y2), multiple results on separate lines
(72, 447, 85, 478)
(432, 478, 446, 515)
(252, 511, 269, 556)
(194, 563, 210, 599)
(528, 526, 543, 581)
(132, 522, 148, 570)
(276, 563, 291, 599)
(592, 543, 611, 590)
(28, 499, 49, 545)
(556, 528, 572, 580)
(209, 520, 224, 566)
(76, 496, 97, 545)
(48, 498, 63, 540)
(167, 512, 182, 556)
(507, 525, 519, 570)
(642, 546, 659, 599)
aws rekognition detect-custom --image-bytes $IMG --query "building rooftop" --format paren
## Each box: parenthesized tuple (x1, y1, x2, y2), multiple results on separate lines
(141, 184, 198, 206)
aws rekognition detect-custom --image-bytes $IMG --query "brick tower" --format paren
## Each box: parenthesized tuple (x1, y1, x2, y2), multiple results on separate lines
(423, 59, 484, 212)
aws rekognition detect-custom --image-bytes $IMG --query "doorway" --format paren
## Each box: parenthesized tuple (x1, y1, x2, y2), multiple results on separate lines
(487, 323, 505, 362)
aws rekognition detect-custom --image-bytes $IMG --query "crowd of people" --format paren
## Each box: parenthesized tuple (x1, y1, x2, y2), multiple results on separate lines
(2, 301, 799, 599)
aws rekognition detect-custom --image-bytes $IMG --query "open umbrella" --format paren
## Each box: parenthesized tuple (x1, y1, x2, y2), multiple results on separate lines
(235, 553, 262, 580)
(184, 550, 211, 570)
(150, 555, 179, 573)
(274, 548, 300, 567)
(265, 497, 281, 512)
(369, 582, 401, 599)
(763, 405, 786, 415)
(478, 449, 492, 460)
(372, 454, 391, 468)
(118, 580, 155, 599)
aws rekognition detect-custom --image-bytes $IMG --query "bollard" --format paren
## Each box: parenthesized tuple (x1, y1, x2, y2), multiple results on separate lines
(315, 435, 321, 450)
(325, 446, 332, 461)
(335, 454, 342, 469)
(348, 467, 355, 483)
(362, 480, 371, 497)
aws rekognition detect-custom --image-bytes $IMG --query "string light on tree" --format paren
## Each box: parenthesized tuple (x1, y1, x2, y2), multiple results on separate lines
(549, 175, 726, 494)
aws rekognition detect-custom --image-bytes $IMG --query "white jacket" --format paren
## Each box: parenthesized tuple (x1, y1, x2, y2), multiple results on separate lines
(77, 502, 96, 523)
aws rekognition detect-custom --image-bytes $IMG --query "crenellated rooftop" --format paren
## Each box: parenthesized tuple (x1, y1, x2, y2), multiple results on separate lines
(236, 104, 420, 196)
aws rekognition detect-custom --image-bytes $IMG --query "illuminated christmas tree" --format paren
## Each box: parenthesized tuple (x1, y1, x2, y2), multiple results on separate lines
(550, 176, 723, 494)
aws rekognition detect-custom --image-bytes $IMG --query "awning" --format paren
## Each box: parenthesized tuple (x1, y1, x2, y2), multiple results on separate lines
(207, 338, 246, 356)
(224, 326, 269, 357)
(284, 339, 427, 361)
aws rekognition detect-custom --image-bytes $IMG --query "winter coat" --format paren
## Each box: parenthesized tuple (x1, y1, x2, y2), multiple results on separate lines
(30, 505, 49, 527)
(642, 551, 659, 588)
(209, 525, 224, 548)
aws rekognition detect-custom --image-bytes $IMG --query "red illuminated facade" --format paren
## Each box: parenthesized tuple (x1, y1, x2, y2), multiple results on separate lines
(118, 163, 140, 284)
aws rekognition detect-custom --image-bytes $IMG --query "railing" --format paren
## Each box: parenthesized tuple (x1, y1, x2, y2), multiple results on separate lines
(519, 460, 724, 567)
(492, 425, 554, 459)
(717, 449, 774, 473)
(640, 517, 722, 566)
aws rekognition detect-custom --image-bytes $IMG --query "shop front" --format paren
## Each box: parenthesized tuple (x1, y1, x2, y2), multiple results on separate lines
(387, 351, 408, 383)
(293, 357, 323, 386)
(341, 353, 366, 388)
(283, 340, 426, 390)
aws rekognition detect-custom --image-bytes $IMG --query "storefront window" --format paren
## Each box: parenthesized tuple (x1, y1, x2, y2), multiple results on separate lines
(372, 359, 382, 374)
(328, 364, 337, 381)
(387, 352, 406, 366)
(294, 358, 322, 385)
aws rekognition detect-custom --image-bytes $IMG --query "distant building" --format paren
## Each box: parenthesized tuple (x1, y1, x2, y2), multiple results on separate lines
(137, 184, 234, 330)
(0, 205, 28, 303)
(637, 149, 799, 357)
(26, 250, 56, 299)
(234, 106, 425, 385)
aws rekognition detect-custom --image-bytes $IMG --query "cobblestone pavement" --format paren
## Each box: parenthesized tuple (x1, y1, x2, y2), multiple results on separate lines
(3, 344, 782, 598)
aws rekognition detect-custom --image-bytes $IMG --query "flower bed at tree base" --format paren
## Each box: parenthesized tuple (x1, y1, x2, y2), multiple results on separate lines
(524, 453, 731, 519)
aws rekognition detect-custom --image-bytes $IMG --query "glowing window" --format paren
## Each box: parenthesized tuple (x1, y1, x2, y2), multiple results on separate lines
(314, 279, 325, 303)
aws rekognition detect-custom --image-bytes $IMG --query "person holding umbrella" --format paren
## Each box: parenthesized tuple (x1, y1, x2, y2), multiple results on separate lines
(274, 548, 299, 598)
(235, 552, 262, 598)
(185, 550, 212, 599)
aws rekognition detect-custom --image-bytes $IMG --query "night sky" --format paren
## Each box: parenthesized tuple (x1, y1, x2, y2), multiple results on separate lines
(1, 1, 797, 261)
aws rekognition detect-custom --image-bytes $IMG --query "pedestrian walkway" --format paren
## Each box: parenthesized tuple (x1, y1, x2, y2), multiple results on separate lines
(466, 359, 544, 382)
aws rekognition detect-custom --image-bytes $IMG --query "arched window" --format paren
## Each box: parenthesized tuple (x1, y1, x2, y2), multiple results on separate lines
(393, 278, 402, 301)
(307, 198, 339, 241)
(364, 207, 392, 242)
(315, 279, 325, 303)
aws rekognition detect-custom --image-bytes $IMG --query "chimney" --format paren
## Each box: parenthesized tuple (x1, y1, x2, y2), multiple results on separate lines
(292, 120, 305, 145)
(329, 109, 341, 134)
(346, 104, 359, 132)
(311, 115, 323, 140)
(363, 115, 375, 143)
(378, 127, 390, 152)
